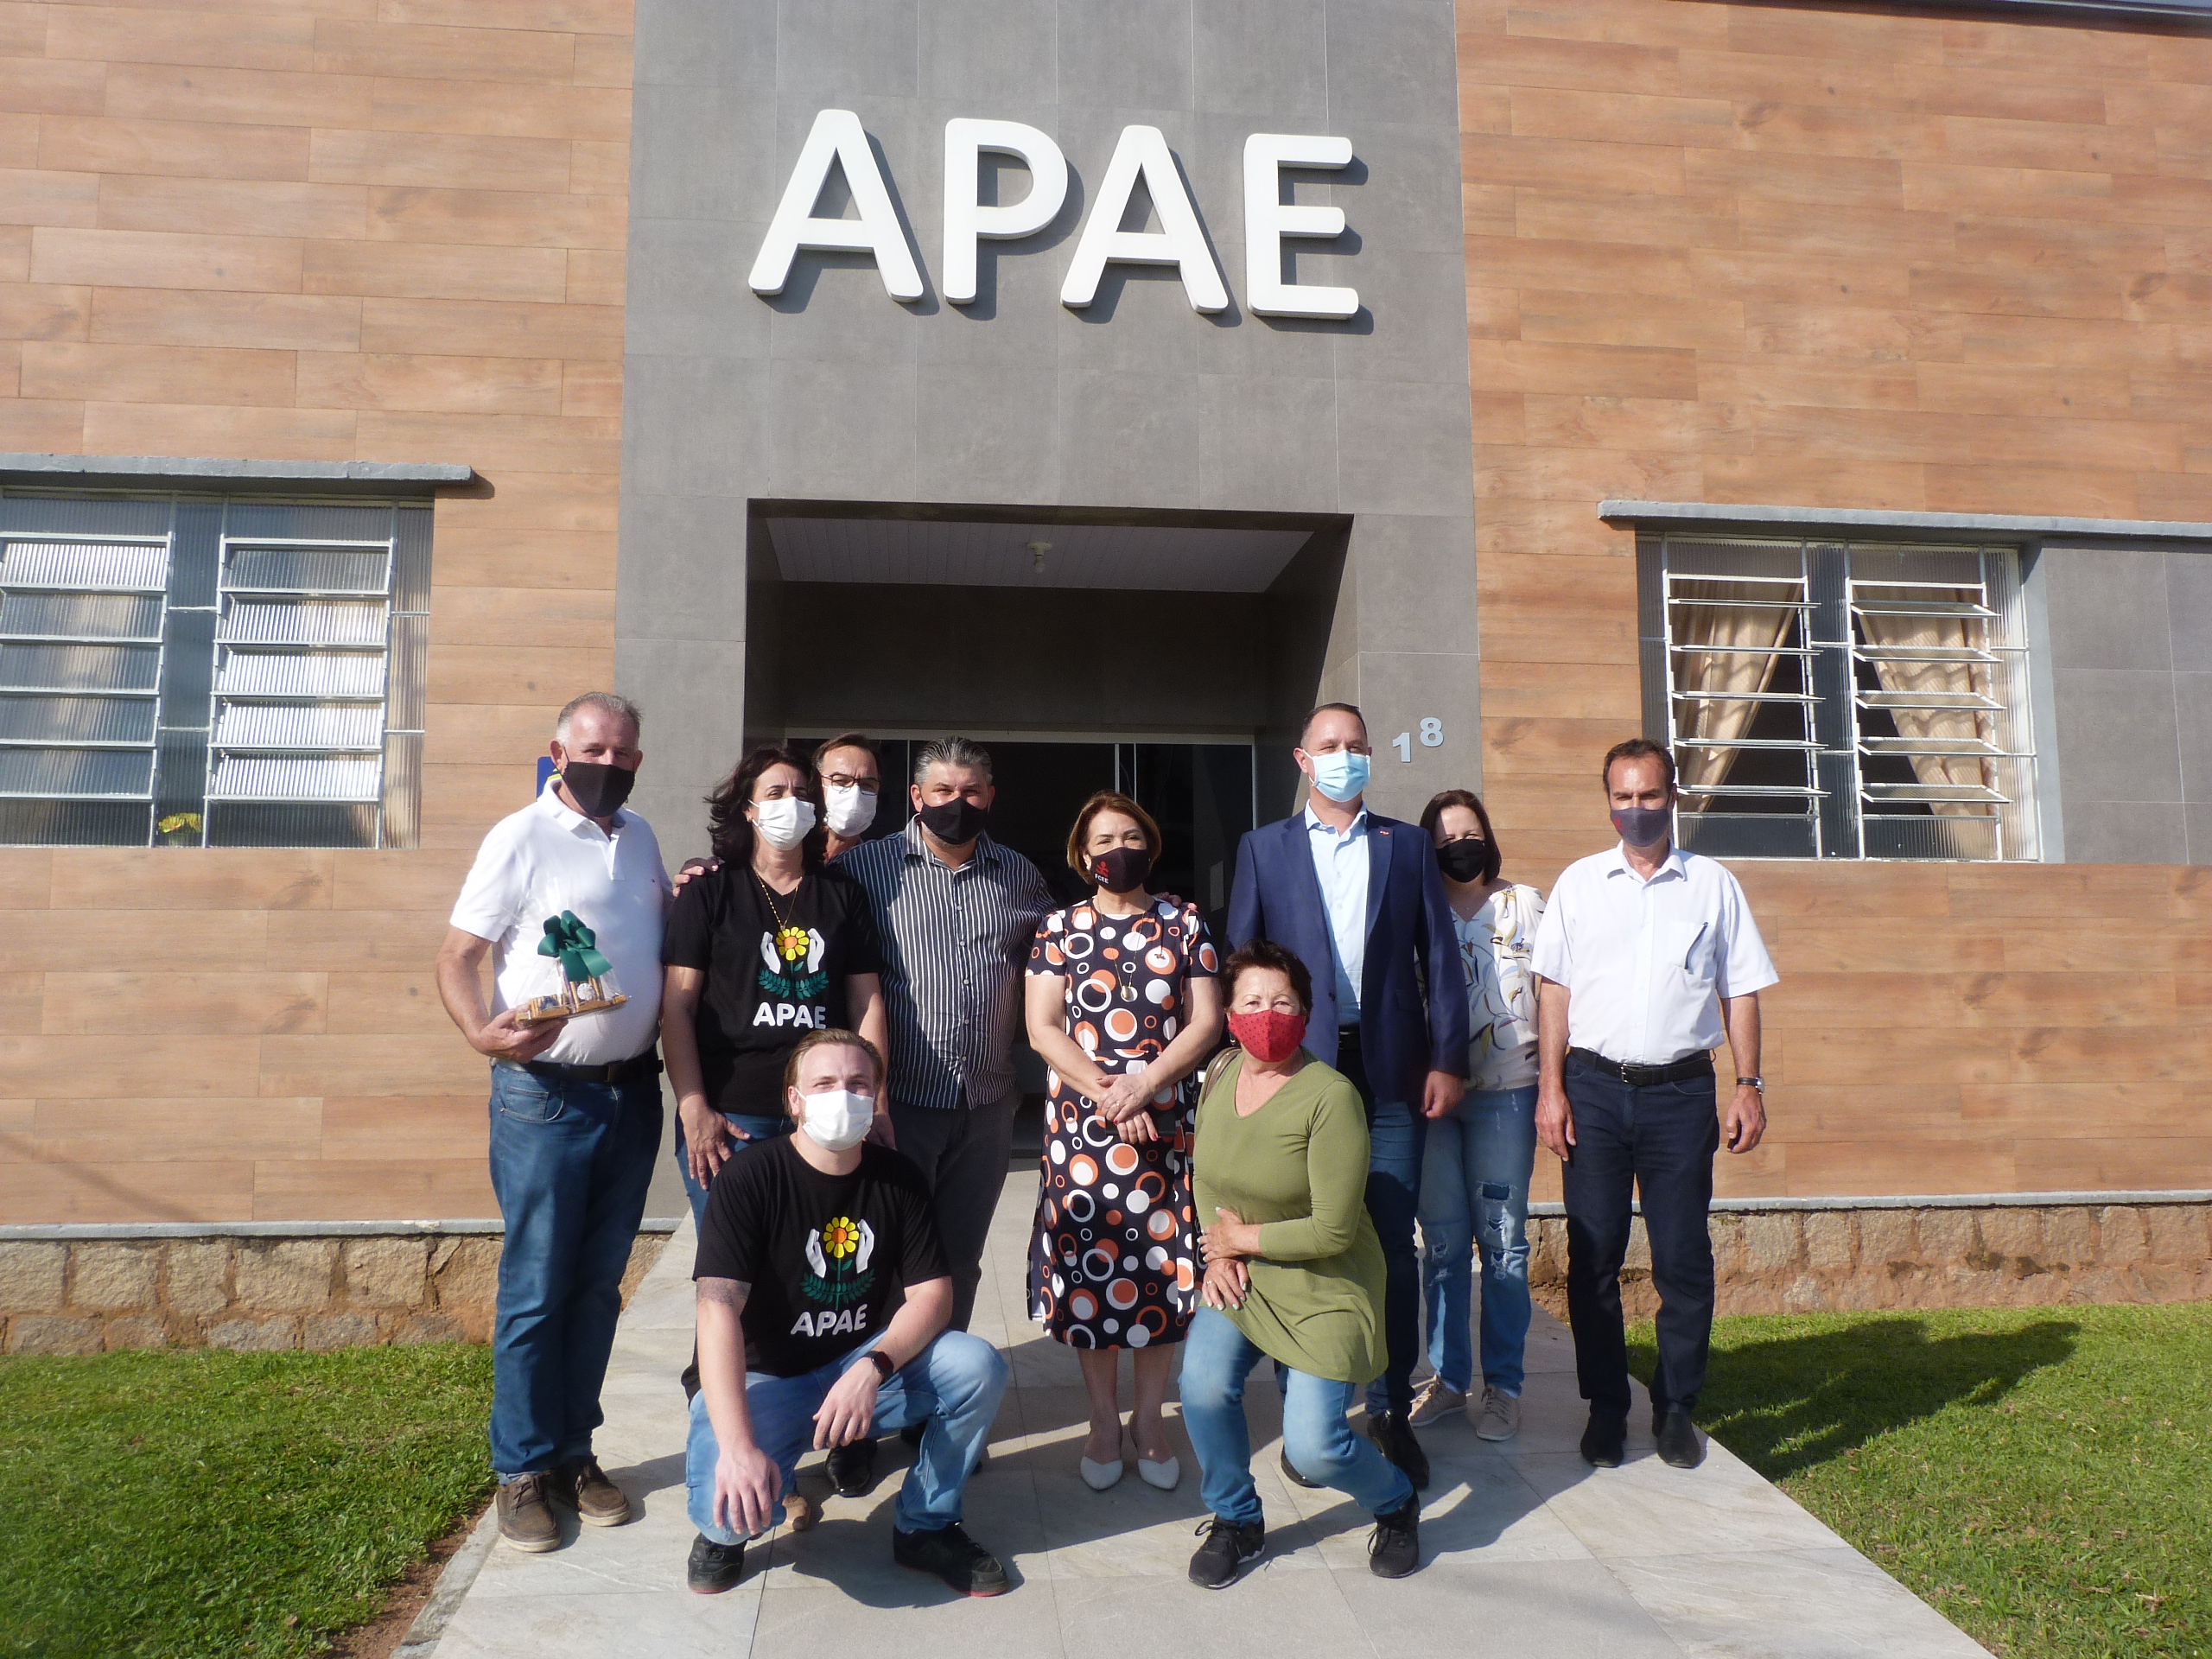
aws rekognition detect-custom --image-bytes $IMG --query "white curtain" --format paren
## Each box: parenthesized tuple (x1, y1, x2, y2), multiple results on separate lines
(1854, 612, 1991, 816)
(1674, 603, 1792, 813)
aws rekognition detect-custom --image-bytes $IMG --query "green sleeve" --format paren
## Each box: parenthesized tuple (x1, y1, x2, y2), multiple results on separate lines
(1255, 1080, 1370, 1262)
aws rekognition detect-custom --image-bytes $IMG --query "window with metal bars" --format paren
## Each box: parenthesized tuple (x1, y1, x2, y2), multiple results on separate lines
(1637, 533, 2038, 861)
(0, 493, 429, 849)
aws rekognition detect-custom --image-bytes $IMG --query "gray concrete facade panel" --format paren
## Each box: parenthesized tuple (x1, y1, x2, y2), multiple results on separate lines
(620, 0, 1480, 819)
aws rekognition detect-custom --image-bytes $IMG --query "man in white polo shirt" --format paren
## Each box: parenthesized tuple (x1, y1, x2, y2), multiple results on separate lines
(435, 691, 672, 1553)
(1529, 737, 1776, 1473)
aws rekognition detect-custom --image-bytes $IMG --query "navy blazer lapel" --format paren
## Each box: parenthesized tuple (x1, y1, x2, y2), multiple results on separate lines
(1279, 812, 1329, 934)
(1364, 814, 1393, 938)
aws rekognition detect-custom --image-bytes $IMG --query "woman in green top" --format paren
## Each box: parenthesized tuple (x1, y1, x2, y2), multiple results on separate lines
(1181, 939, 1421, 1590)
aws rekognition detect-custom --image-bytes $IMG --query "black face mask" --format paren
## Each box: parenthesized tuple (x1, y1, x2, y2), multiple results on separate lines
(917, 795, 988, 845)
(1091, 846, 1153, 894)
(559, 759, 635, 820)
(1437, 837, 1497, 886)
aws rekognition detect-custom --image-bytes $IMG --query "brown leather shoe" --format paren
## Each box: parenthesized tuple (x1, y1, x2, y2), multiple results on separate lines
(497, 1472, 561, 1552)
(554, 1456, 631, 1526)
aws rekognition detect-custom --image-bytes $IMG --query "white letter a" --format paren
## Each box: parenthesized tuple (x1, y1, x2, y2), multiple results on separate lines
(748, 108, 925, 302)
(1060, 125, 1227, 314)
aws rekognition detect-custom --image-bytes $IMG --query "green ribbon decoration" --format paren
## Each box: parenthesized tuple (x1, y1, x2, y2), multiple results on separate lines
(537, 910, 613, 986)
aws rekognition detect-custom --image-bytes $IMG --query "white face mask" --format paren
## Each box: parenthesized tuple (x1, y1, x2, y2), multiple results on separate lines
(752, 795, 817, 849)
(799, 1088, 874, 1153)
(823, 782, 876, 838)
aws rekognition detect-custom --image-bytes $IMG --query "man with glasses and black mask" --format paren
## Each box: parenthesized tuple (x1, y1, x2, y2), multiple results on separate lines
(832, 736, 1052, 1493)
(1226, 702, 1468, 1493)
(811, 730, 882, 861)
(1529, 737, 1777, 1473)
(435, 691, 672, 1554)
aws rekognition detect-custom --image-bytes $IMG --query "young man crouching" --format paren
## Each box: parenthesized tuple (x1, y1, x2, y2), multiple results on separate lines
(684, 1028, 1012, 1596)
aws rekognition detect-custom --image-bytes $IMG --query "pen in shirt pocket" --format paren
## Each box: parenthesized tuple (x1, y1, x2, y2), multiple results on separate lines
(1684, 924, 1707, 969)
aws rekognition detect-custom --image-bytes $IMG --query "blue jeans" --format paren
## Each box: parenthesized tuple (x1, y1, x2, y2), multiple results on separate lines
(1560, 1056, 1719, 1418)
(1418, 1085, 1537, 1397)
(686, 1329, 1008, 1540)
(486, 1062, 662, 1478)
(674, 1109, 790, 1231)
(1330, 1029, 1427, 1415)
(1180, 1308, 1414, 1528)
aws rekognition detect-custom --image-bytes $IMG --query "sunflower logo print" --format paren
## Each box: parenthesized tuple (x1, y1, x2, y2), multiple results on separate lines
(801, 1215, 877, 1313)
(755, 925, 830, 1006)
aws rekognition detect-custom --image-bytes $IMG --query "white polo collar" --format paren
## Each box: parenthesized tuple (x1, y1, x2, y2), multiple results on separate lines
(537, 774, 628, 837)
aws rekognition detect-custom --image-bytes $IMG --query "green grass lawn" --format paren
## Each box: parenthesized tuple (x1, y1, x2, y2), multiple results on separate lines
(1632, 1302, 2212, 1659)
(0, 1342, 493, 1659)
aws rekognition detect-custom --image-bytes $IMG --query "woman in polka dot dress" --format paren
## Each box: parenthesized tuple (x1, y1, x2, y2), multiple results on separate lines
(1025, 791, 1224, 1492)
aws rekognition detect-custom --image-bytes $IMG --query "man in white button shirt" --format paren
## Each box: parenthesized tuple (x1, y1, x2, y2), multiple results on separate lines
(435, 692, 673, 1553)
(1529, 738, 1776, 1473)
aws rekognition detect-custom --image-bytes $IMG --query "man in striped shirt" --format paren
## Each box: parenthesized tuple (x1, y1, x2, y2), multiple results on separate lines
(837, 736, 1053, 1336)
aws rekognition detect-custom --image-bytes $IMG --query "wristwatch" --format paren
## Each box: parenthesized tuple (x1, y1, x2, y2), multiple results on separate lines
(1736, 1075, 1764, 1092)
(867, 1349, 896, 1382)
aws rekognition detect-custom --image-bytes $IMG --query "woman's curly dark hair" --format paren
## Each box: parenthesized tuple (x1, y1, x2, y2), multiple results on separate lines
(706, 745, 823, 867)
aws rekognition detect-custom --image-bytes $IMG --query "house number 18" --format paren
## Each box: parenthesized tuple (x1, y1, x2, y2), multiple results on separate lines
(1392, 718, 1445, 762)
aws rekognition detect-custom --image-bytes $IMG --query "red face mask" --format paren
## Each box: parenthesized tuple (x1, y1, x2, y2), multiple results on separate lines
(1228, 1008, 1307, 1065)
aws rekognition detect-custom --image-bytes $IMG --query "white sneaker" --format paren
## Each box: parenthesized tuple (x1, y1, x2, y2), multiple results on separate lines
(1407, 1377, 1467, 1427)
(1471, 1386, 1521, 1441)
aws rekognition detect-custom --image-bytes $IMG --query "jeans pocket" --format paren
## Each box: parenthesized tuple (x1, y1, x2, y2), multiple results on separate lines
(494, 1072, 564, 1124)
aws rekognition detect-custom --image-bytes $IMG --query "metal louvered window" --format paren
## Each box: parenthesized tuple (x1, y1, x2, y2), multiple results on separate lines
(0, 493, 429, 849)
(1639, 534, 2038, 861)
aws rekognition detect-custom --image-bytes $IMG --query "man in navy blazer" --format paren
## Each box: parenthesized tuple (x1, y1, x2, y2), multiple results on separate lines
(1227, 702, 1470, 1489)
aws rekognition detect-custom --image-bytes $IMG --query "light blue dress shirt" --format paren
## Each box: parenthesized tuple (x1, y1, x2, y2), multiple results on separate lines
(1304, 804, 1370, 1023)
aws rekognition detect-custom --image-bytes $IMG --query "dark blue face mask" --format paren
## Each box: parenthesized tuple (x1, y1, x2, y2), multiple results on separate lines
(1611, 802, 1672, 849)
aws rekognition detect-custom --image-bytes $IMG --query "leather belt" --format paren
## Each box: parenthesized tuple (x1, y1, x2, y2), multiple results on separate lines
(1567, 1047, 1713, 1087)
(512, 1050, 663, 1086)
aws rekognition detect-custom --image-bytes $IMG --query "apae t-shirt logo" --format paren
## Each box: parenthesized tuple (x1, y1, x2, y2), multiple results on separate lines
(793, 1214, 876, 1337)
(754, 925, 830, 1028)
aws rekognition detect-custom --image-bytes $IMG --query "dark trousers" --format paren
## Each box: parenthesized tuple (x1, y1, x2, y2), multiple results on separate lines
(1335, 1028, 1427, 1418)
(486, 1063, 662, 1477)
(1560, 1055, 1719, 1420)
(887, 1087, 1020, 1333)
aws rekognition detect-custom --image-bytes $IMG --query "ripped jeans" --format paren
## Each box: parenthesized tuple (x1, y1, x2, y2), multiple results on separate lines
(1417, 1085, 1537, 1398)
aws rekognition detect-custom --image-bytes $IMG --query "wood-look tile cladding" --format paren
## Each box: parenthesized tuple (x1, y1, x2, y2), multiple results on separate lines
(0, 0, 630, 1222)
(1459, 0, 2212, 1200)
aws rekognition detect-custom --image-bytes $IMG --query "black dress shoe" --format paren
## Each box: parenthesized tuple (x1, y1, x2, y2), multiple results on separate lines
(687, 1533, 747, 1594)
(893, 1521, 1009, 1597)
(1188, 1516, 1266, 1588)
(1580, 1411, 1627, 1468)
(1367, 1410, 1432, 1491)
(827, 1435, 878, 1497)
(1367, 1495, 1421, 1579)
(1655, 1408, 1705, 1469)
(1278, 1446, 1320, 1489)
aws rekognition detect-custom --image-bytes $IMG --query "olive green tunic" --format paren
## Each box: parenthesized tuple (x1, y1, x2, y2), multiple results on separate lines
(1192, 1051, 1387, 1384)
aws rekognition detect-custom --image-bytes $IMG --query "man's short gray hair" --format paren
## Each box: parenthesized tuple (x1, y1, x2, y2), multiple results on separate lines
(913, 736, 993, 785)
(555, 691, 643, 742)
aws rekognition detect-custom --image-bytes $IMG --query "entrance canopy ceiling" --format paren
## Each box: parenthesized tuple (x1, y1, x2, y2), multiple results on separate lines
(763, 514, 1313, 594)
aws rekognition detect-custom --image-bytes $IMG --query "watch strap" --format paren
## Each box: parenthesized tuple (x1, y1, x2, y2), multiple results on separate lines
(868, 1349, 895, 1380)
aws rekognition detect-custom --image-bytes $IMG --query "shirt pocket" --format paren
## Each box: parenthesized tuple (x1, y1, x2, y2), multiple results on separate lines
(1660, 918, 1718, 995)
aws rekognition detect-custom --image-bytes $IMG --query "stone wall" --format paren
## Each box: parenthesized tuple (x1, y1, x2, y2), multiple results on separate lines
(0, 1231, 670, 1357)
(1528, 1201, 2212, 1321)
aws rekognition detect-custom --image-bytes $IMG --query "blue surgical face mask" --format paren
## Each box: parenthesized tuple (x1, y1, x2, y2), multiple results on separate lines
(1611, 803, 1672, 849)
(1308, 748, 1370, 804)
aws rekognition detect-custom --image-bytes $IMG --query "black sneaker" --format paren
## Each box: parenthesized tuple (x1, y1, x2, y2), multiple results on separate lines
(893, 1522, 1009, 1597)
(1655, 1408, 1704, 1469)
(1367, 1495, 1421, 1578)
(1278, 1446, 1320, 1490)
(1187, 1516, 1266, 1588)
(1367, 1410, 1432, 1490)
(827, 1436, 878, 1497)
(687, 1533, 747, 1595)
(1580, 1410, 1628, 1468)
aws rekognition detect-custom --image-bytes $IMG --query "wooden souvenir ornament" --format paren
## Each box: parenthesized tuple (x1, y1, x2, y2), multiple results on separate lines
(512, 909, 631, 1025)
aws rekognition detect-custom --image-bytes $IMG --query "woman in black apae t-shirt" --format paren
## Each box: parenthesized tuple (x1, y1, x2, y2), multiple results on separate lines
(684, 1029, 1011, 1599)
(663, 746, 890, 1227)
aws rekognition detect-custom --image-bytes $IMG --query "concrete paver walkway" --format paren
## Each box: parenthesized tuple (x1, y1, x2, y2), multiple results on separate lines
(429, 1174, 1987, 1658)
